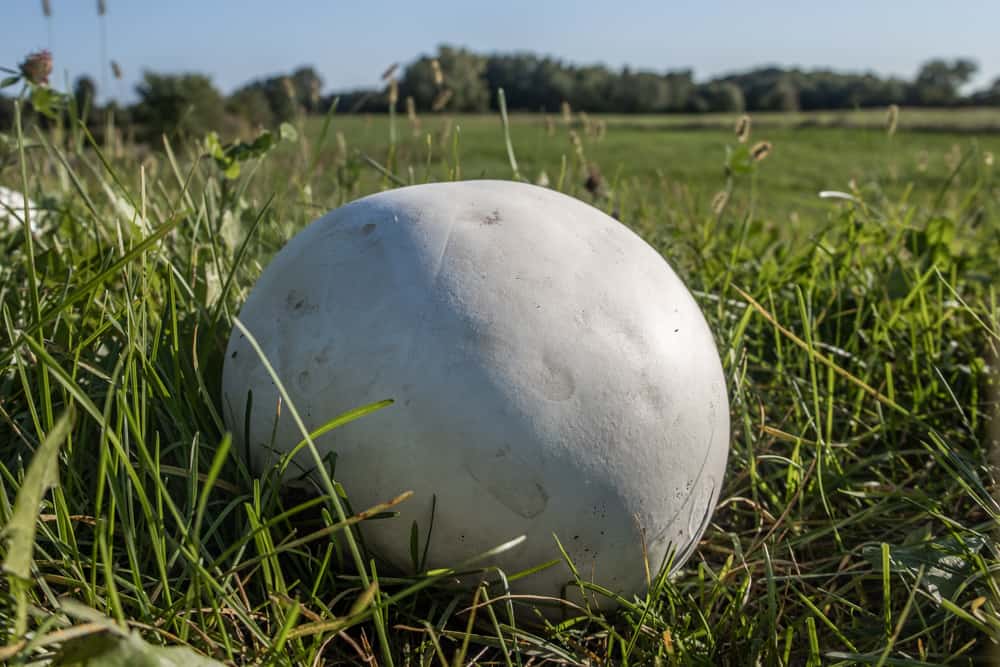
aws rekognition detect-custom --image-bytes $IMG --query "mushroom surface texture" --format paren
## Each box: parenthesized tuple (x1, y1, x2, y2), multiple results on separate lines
(222, 180, 729, 608)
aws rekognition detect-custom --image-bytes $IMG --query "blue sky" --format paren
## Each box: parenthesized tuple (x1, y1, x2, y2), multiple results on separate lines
(3, 1, 998, 102)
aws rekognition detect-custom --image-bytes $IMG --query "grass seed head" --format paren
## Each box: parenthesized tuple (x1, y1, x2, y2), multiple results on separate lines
(431, 88, 452, 112)
(711, 190, 729, 215)
(437, 116, 453, 148)
(41, 0, 52, 17)
(281, 76, 296, 103)
(111, 60, 122, 80)
(97, 0, 106, 16)
(751, 140, 772, 162)
(380, 63, 399, 81)
(430, 59, 443, 87)
(561, 100, 572, 124)
(735, 114, 751, 143)
(335, 130, 347, 159)
(886, 104, 900, 137)
(584, 163, 603, 196)
(406, 96, 420, 134)
(569, 129, 583, 157)
(985, 151, 994, 168)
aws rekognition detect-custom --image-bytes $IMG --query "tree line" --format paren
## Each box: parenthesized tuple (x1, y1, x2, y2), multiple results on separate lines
(2, 45, 998, 143)
(348, 46, 998, 113)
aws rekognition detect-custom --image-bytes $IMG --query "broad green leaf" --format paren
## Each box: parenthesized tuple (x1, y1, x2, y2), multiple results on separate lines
(725, 143, 753, 175)
(53, 630, 225, 667)
(29, 85, 63, 120)
(248, 129, 276, 154)
(2, 409, 73, 581)
(203, 131, 224, 159)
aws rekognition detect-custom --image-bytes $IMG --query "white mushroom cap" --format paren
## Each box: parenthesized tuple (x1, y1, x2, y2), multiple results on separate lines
(223, 180, 730, 607)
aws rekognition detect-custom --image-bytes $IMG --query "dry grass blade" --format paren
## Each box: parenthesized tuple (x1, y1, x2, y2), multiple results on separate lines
(886, 104, 900, 137)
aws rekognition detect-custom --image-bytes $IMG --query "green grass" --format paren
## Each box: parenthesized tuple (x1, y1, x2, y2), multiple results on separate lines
(0, 104, 998, 665)
(544, 107, 1000, 132)
(309, 112, 1000, 221)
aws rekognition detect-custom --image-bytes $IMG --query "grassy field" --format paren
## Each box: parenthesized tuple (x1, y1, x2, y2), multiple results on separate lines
(546, 108, 1000, 132)
(1, 106, 998, 665)
(301, 111, 1000, 221)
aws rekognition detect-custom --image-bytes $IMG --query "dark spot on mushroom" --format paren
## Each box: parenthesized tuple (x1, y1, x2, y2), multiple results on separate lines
(286, 290, 318, 317)
(482, 209, 501, 225)
(231, 351, 238, 359)
(574, 535, 579, 540)
(674, 328, 679, 333)
(362, 223, 376, 235)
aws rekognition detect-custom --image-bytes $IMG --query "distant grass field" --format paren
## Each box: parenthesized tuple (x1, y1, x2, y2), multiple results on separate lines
(0, 105, 998, 665)
(304, 111, 1000, 222)
(555, 107, 1000, 132)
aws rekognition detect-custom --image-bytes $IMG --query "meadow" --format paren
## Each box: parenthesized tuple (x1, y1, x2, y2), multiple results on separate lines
(0, 105, 998, 665)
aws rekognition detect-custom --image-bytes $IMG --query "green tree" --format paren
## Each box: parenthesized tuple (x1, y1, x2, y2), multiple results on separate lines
(572, 65, 613, 112)
(401, 57, 438, 110)
(484, 53, 547, 110)
(226, 86, 275, 129)
(333, 49, 989, 114)
(402, 45, 489, 112)
(970, 77, 1000, 106)
(133, 71, 226, 142)
(291, 66, 323, 113)
(72, 76, 97, 114)
(691, 82, 745, 112)
(910, 59, 978, 106)
(228, 68, 315, 126)
(761, 76, 800, 111)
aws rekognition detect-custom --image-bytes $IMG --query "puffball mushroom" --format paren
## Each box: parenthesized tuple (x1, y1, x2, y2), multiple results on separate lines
(222, 180, 729, 607)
